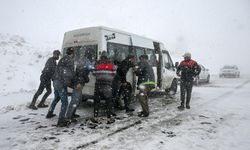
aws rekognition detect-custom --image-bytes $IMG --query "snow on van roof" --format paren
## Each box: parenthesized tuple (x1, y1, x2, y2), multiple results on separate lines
(64, 26, 163, 44)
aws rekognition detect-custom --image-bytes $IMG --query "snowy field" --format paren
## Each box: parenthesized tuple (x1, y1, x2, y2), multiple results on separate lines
(0, 75, 250, 150)
(1, 34, 250, 150)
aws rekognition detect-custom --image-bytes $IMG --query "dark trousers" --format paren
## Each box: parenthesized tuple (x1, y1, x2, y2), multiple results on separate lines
(119, 82, 132, 109)
(31, 75, 51, 106)
(94, 84, 113, 118)
(180, 80, 193, 106)
(112, 75, 121, 107)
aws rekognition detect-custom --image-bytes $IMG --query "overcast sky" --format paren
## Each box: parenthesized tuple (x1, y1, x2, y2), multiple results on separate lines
(0, 0, 249, 74)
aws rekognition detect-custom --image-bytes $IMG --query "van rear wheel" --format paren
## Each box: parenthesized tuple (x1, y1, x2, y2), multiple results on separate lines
(206, 75, 210, 83)
(194, 77, 199, 85)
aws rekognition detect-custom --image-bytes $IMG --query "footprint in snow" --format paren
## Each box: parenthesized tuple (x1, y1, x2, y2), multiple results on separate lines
(12, 115, 24, 120)
(19, 118, 30, 122)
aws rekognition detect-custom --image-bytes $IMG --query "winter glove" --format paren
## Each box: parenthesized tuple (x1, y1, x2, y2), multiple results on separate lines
(84, 76, 90, 83)
(75, 83, 81, 91)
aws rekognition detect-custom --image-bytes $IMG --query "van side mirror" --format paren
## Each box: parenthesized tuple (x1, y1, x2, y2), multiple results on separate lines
(165, 63, 171, 69)
(175, 62, 179, 68)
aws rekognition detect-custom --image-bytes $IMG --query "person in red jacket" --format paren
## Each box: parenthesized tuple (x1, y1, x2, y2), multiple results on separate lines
(93, 51, 116, 123)
(176, 52, 201, 110)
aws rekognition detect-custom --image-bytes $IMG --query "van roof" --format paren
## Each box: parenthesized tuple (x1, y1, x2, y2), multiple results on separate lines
(64, 26, 163, 44)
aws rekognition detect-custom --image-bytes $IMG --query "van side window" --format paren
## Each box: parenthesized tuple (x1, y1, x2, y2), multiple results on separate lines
(107, 42, 132, 62)
(162, 50, 174, 70)
(134, 47, 145, 63)
(64, 45, 97, 64)
(146, 49, 157, 66)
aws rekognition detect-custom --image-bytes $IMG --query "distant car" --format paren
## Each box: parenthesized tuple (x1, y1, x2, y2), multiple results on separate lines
(194, 64, 210, 85)
(219, 65, 240, 78)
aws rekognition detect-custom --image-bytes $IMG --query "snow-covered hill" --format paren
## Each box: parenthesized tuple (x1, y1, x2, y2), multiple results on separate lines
(0, 33, 60, 95)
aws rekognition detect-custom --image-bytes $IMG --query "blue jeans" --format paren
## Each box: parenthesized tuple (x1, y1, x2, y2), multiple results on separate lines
(66, 86, 82, 119)
(48, 80, 68, 119)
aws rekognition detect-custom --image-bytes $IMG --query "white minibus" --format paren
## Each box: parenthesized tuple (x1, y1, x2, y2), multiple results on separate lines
(61, 26, 178, 99)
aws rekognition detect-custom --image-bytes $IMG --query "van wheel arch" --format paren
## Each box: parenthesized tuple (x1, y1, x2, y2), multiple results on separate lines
(166, 78, 178, 95)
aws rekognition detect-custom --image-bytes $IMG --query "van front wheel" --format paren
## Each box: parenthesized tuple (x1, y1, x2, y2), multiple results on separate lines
(166, 78, 178, 95)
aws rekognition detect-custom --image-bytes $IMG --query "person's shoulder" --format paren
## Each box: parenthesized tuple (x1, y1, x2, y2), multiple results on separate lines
(179, 60, 186, 65)
(190, 59, 198, 64)
(105, 59, 113, 64)
(47, 57, 54, 61)
(45, 57, 54, 64)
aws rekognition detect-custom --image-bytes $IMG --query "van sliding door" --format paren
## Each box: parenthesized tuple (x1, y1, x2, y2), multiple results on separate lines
(153, 42, 162, 88)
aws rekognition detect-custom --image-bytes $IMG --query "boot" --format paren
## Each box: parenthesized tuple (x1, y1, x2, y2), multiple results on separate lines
(57, 118, 70, 127)
(186, 104, 190, 109)
(72, 113, 80, 118)
(111, 112, 117, 117)
(70, 118, 78, 123)
(125, 107, 135, 113)
(138, 111, 149, 117)
(177, 104, 185, 110)
(28, 105, 38, 110)
(107, 118, 115, 124)
(90, 117, 99, 124)
(37, 103, 48, 108)
(107, 111, 117, 118)
(46, 111, 56, 118)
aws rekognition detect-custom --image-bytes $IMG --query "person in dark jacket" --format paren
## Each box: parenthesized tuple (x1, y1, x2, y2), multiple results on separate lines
(66, 53, 92, 122)
(113, 55, 136, 112)
(135, 55, 155, 117)
(46, 47, 75, 127)
(28, 50, 61, 110)
(176, 52, 201, 110)
(93, 51, 116, 123)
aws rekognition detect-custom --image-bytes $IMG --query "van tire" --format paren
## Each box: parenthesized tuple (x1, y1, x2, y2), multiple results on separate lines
(206, 75, 210, 83)
(194, 77, 199, 85)
(167, 78, 177, 95)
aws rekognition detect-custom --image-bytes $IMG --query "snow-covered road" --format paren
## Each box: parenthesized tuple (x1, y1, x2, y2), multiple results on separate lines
(0, 75, 250, 150)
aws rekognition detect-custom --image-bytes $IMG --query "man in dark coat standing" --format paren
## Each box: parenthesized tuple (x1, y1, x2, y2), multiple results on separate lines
(176, 52, 201, 110)
(29, 50, 61, 110)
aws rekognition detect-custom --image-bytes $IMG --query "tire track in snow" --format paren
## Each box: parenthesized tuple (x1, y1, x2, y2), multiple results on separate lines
(76, 120, 142, 149)
(75, 79, 250, 149)
(198, 79, 250, 106)
(144, 79, 250, 133)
